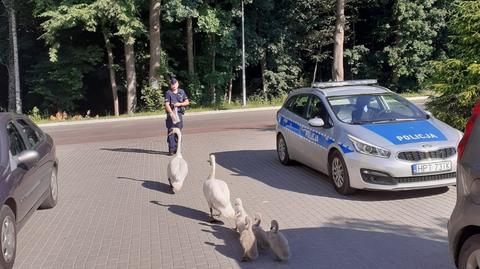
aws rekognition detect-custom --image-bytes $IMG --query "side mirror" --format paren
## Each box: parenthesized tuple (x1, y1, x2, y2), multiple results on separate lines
(17, 150, 39, 170)
(308, 118, 325, 127)
(425, 110, 433, 119)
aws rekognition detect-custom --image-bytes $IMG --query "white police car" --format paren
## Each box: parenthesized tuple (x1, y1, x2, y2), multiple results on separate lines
(276, 80, 462, 195)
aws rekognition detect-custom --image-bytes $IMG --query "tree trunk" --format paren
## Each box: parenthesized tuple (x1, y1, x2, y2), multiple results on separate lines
(227, 78, 232, 104)
(124, 39, 137, 115)
(102, 29, 119, 116)
(186, 17, 194, 76)
(3, 0, 21, 113)
(209, 34, 216, 104)
(312, 60, 319, 84)
(149, 0, 161, 90)
(332, 0, 345, 82)
(261, 49, 267, 99)
(7, 44, 15, 112)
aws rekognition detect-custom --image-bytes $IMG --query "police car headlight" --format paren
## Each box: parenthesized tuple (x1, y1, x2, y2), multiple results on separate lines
(348, 135, 391, 158)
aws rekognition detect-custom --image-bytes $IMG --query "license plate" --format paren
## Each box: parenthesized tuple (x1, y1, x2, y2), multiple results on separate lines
(412, 161, 452, 175)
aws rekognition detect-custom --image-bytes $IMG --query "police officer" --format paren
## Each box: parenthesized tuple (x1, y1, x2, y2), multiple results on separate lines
(165, 78, 189, 155)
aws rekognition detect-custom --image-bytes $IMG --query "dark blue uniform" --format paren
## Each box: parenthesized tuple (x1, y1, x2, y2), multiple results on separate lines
(165, 89, 188, 153)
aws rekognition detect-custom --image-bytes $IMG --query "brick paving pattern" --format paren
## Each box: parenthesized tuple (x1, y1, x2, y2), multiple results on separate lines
(15, 127, 456, 269)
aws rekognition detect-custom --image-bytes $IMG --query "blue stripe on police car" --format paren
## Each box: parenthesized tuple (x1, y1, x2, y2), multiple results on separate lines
(362, 120, 447, 145)
(279, 116, 338, 150)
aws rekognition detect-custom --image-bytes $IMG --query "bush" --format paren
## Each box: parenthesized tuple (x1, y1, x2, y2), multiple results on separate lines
(424, 1, 480, 131)
(141, 85, 165, 112)
(425, 60, 480, 130)
(28, 106, 42, 122)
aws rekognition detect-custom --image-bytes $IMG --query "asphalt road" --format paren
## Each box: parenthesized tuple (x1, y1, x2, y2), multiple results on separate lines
(43, 99, 426, 146)
(14, 97, 457, 269)
(42, 110, 277, 146)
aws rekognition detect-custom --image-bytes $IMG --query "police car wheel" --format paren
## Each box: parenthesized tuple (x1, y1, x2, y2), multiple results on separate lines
(329, 151, 355, 195)
(277, 134, 291, 165)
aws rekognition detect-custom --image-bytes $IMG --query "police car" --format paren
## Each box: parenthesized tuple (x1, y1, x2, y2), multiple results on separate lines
(276, 80, 462, 195)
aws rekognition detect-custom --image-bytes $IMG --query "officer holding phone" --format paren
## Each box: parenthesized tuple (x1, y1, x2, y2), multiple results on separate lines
(165, 78, 189, 155)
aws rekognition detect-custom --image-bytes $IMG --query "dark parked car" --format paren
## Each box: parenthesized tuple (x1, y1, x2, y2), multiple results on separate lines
(448, 100, 480, 269)
(0, 113, 58, 268)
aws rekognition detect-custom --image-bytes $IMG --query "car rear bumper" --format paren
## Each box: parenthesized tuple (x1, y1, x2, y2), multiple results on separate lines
(343, 152, 457, 190)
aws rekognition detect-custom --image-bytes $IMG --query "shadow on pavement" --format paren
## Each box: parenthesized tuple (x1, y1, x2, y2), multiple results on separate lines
(224, 124, 276, 132)
(213, 150, 450, 201)
(117, 176, 174, 194)
(150, 201, 213, 223)
(202, 218, 453, 269)
(201, 222, 242, 261)
(101, 148, 169, 155)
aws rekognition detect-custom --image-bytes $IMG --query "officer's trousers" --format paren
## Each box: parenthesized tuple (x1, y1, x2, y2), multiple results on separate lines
(166, 114, 184, 153)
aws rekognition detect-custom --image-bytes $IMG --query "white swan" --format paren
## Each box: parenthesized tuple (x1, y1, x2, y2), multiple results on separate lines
(203, 154, 235, 222)
(167, 128, 188, 193)
(234, 198, 248, 232)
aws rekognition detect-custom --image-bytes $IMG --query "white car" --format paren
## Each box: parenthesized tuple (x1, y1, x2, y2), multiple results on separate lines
(276, 80, 462, 195)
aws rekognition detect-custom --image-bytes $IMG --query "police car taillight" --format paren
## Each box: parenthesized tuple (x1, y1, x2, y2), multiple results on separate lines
(458, 100, 480, 160)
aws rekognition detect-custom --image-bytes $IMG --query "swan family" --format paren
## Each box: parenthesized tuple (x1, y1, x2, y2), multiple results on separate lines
(166, 128, 290, 262)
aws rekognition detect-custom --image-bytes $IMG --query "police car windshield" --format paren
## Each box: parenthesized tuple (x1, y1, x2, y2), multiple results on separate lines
(327, 93, 426, 125)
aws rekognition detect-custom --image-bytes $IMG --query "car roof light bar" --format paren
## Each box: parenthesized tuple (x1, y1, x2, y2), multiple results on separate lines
(311, 79, 378, 89)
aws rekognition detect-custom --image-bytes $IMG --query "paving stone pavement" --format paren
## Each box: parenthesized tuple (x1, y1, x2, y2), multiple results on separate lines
(14, 128, 456, 269)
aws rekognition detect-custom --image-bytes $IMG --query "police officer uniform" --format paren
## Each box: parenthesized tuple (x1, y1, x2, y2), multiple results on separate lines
(165, 79, 188, 154)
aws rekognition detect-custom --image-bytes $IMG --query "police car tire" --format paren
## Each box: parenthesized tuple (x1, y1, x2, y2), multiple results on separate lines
(277, 134, 291, 165)
(329, 151, 356, 195)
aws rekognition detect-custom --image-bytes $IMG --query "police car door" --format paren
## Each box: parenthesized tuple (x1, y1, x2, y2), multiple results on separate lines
(303, 95, 334, 174)
(281, 94, 311, 164)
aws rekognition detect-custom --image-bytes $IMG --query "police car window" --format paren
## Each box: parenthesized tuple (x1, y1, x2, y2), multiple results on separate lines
(328, 94, 425, 124)
(7, 123, 26, 157)
(284, 96, 297, 110)
(288, 95, 309, 118)
(368, 98, 380, 109)
(307, 97, 328, 120)
(380, 95, 416, 117)
(17, 119, 40, 148)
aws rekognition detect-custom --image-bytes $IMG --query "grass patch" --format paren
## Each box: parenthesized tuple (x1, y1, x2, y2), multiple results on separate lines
(399, 90, 436, 97)
(35, 99, 284, 125)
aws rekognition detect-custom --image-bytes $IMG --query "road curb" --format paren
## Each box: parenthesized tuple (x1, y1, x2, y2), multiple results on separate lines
(39, 106, 282, 127)
(39, 96, 428, 128)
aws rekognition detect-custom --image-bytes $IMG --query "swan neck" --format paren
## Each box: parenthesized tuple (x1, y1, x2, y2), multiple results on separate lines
(209, 160, 216, 179)
(176, 131, 182, 156)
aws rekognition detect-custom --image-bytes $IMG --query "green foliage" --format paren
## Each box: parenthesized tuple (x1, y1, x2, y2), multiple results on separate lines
(27, 45, 102, 112)
(184, 75, 203, 106)
(197, 7, 220, 33)
(38, 0, 144, 61)
(140, 85, 165, 112)
(264, 54, 303, 95)
(425, 0, 480, 130)
(383, 0, 449, 90)
(345, 45, 370, 76)
(1, 0, 463, 116)
(163, 0, 200, 22)
(28, 106, 42, 122)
